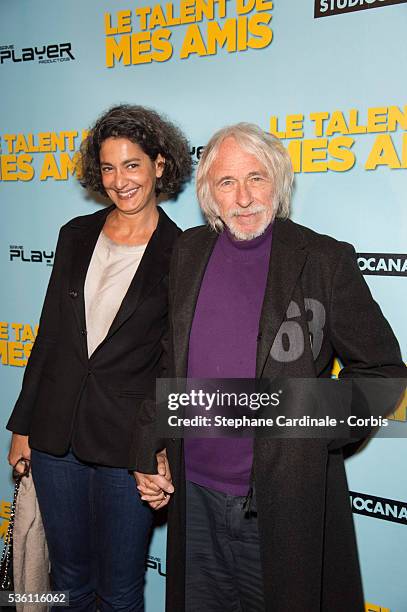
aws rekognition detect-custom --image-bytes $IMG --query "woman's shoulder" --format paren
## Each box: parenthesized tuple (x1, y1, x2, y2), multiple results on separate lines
(61, 205, 114, 233)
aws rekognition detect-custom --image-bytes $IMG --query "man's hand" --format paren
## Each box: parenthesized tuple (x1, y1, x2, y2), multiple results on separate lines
(134, 449, 174, 510)
(156, 449, 171, 480)
(8, 433, 31, 475)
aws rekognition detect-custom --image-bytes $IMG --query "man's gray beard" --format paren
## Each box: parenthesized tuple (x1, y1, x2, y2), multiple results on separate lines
(225, 207, 273, 241)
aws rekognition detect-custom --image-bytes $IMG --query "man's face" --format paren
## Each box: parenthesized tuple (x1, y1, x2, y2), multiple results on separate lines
(209, 137, 275, 240)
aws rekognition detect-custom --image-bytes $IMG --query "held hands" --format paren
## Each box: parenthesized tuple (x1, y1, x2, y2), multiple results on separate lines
(134, 449, 174, 510)
(8, 433, 31, 476)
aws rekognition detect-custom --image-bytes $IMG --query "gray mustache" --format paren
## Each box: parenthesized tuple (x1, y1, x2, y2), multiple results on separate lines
(227, 205, 267, 218)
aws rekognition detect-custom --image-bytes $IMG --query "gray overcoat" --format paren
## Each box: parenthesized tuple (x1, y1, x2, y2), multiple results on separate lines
(136, 218, 406, 612)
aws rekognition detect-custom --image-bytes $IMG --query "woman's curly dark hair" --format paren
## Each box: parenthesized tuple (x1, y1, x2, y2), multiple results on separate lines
(80, 104, 192, 198)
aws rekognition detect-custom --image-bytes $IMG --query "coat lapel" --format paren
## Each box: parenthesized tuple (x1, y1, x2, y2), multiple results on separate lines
(68, 205, 177, 359)
(68, 205, 114, 344)
(172, 228, 218, 377)
(256, 219, 308, 377)
(97, 208, 176, 351)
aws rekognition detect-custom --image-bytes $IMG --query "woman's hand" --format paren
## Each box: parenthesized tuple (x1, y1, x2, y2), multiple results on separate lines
(134, 449, 174, 510)
(8, 433, 31, 474)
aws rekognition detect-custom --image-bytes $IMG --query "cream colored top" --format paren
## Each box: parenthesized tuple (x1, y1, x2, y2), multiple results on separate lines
(84, 231, 147, 357)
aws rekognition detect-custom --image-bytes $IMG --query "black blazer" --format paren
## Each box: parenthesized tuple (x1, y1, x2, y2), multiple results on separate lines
(7, 205, 181, 468)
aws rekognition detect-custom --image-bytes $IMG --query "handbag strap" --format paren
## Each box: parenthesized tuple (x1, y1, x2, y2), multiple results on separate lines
(0, 475, 22, 588)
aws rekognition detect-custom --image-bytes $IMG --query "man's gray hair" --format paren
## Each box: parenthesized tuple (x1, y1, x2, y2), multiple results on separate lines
(196, 123, 294, 232)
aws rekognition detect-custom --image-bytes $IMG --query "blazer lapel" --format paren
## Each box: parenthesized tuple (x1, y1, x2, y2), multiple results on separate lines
(68, 206, 114, 345)
(92, 207, 177, 355)
(172, 228, 218, 377)
(256, 219, 308, 377)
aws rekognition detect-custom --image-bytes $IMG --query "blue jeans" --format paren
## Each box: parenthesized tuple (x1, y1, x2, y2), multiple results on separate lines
(31, 449, 152, 612)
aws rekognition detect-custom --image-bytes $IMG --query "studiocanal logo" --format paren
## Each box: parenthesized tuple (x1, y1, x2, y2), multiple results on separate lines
(0, 42, 75, 65)
(9, 245, 54, 266)
(314, 0, 406, 18)
(350, 491, 407, 524)
(357, 253, 407, 276)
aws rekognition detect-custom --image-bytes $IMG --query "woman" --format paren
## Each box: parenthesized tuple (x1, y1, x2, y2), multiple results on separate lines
(7, 104, 192, 611)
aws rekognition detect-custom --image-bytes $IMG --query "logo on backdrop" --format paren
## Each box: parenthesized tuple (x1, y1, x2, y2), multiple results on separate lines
(190, 145, 205, 166)
(314, 0, 406, 18)
(146, 555, 166, 577)
(104, 2, 274, 67)
(9, 246, 54, 266)
(0, 500, 11, 540)
(365, 604, 391, 612)
(269, 104, 407, 174)
(356, 253, 407, 276)
(0, 43, 75, 65)
(0, 321, 38, 367)
(350, 492, 407, 524)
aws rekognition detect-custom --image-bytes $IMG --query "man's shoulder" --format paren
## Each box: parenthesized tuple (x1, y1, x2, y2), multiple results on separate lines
(174, 219, 357, 261)
(176, 224, 214, 245)
(279, 218, 355, 258)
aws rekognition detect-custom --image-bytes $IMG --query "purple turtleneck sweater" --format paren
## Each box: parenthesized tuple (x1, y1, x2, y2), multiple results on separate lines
(185, 223, 273, 496)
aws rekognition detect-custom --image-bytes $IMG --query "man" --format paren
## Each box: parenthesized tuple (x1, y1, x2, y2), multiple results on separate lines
(135, 123, 406, 612)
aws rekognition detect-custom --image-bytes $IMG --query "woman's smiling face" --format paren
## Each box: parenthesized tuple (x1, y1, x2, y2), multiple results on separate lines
(100, 137, 164, 216)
